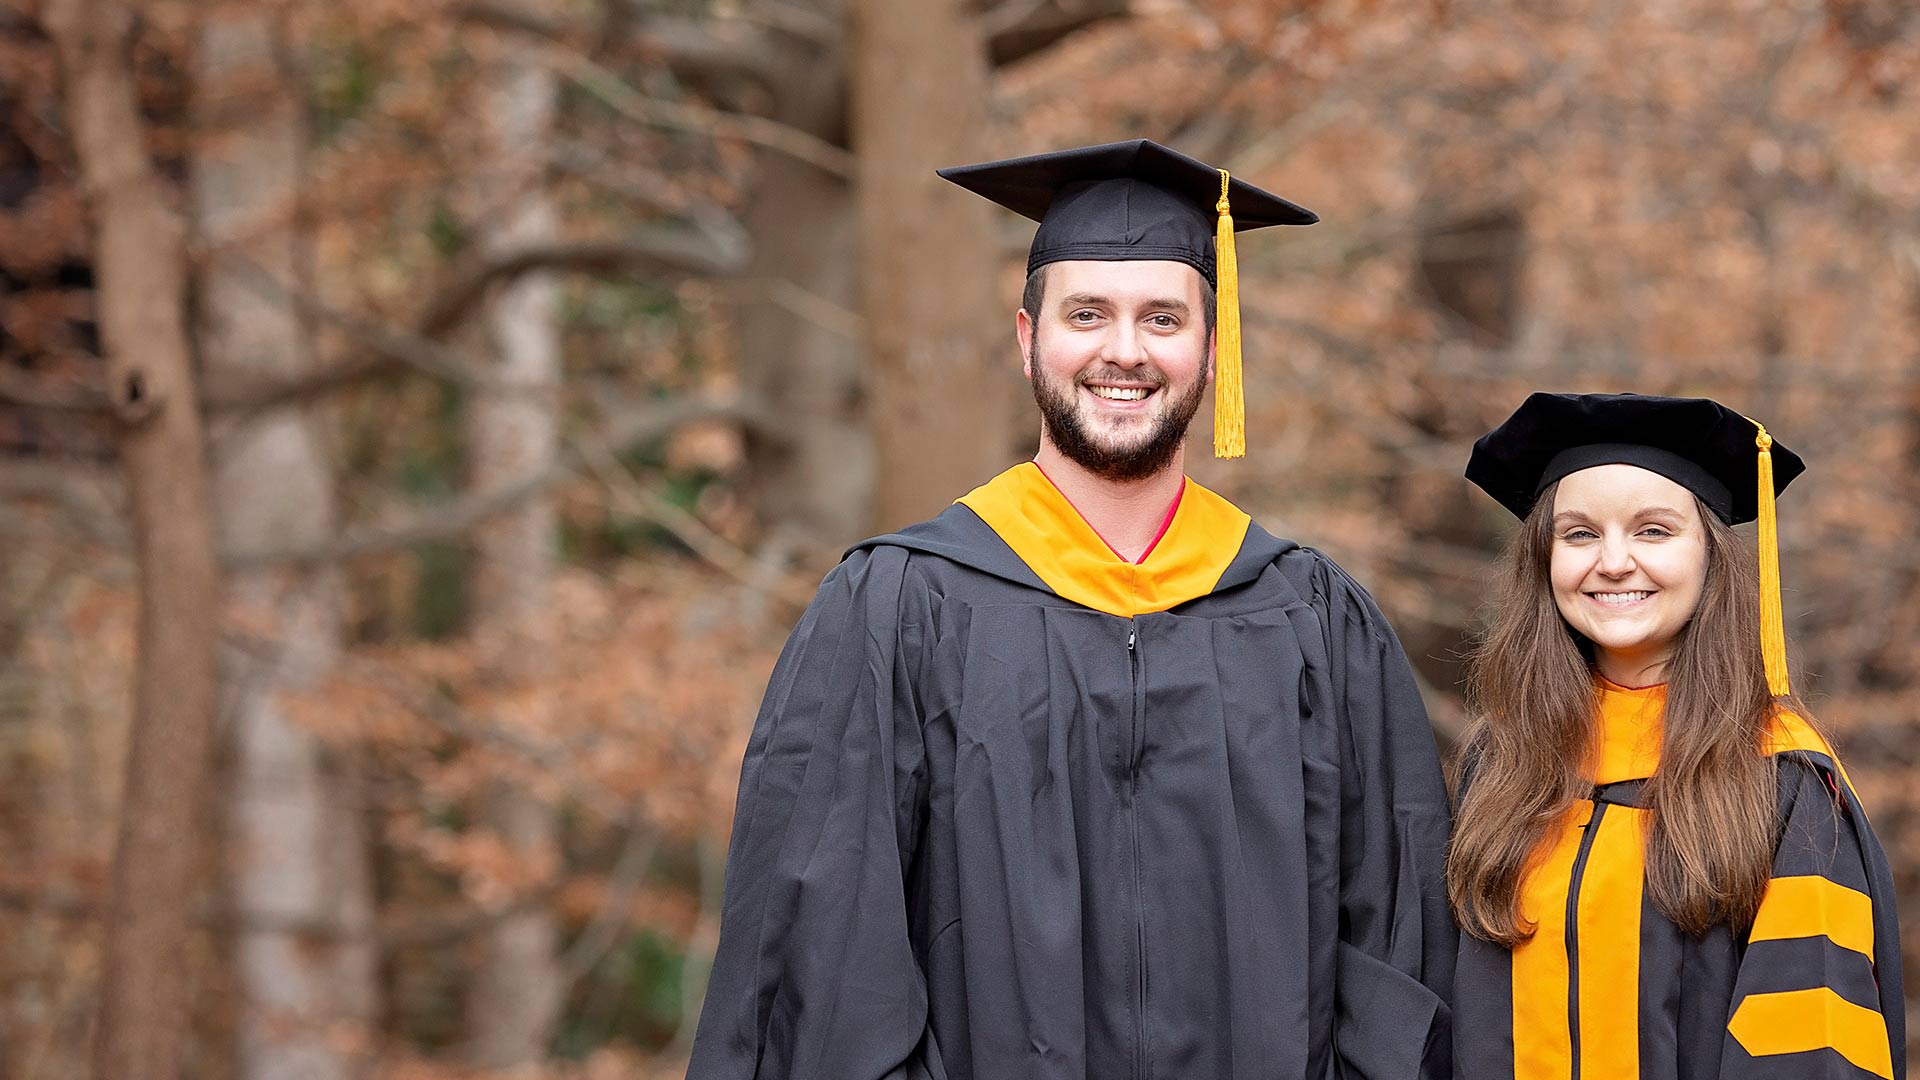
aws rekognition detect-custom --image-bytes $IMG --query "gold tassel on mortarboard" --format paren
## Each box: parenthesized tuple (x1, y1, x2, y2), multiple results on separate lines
(1753, 421, 1791, 698)
(1213, 168, 1245, 459)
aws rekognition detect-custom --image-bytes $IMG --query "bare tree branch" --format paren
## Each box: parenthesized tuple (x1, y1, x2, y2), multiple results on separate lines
(0, 373, 108, 412)
(576, 433, 819, 609)
(1, 343, 479, 419)
(667, 835, 726, 1058)
(0, 885, 100, 919)
(555, 816, 660, 984)
(375, 880, 573, 951)
(455, 0, 572, 38)
(546, 136, 753, 234)
(2, 317, 474, 419)
(414, 225, 749, 339)
(224, 627, 637, 827)
(219, 215, 749, 409)
(628, 9, 784, 85)
(0, 458, 128, 546)
(538, 44, 857, 179)
(0, 504, 110, 550)
(980, 0, 1050, 37)
(215, 256, 510, 394)
(1229, 95, 1354, 178)
(458, 0, 784, 87)
(1408, 664, 1467, 752)
(205, 355, 397, 416)
(0, 878, 578, 950)
(712, 276, 867, 341)
(982, 0, 1130, 66)
(734, 0, 842, 49)
(222, 395, 757, 569)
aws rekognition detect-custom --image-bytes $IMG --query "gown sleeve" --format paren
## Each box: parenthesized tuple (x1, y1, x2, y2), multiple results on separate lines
(685, 546, 939, 1080)
(1722, 752, 1906, 1080)
(1309, 553, 1458, 1080)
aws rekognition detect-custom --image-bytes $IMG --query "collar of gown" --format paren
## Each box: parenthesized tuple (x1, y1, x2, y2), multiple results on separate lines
(1591, 675, 1848, 788)
(1593, 677, 1666, 784)
(955, 462, 1251, 618)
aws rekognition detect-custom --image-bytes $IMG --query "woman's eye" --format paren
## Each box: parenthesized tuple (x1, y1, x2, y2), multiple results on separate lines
(1563, 529, 1597, 541)
(1638, 526, 1672, 538)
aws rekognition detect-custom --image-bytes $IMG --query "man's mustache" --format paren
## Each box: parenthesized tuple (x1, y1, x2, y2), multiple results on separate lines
(1075, 367, 1168, 388)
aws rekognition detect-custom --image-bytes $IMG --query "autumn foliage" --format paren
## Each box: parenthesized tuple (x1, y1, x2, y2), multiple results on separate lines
(1, 0, 1917, 1076)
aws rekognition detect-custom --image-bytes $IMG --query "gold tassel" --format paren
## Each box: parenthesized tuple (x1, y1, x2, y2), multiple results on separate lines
(1213, 168, 1245, 459)
(1754, 422, 1791, 697)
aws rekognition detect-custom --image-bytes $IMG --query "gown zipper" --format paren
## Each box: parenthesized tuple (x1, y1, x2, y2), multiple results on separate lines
(1126, 618, 1148, 1080)
(1564, 799, 1608, 1080)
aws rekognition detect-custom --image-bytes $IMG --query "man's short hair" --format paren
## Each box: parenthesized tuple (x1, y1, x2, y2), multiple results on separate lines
(1021, 263, 1218, 340)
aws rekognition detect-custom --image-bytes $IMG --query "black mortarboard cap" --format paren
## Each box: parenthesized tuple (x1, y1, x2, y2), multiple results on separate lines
(936, 139, 1317, 284)
(1464, 392, 1803, 525)
(1466, 391, 1806, 696)
(937, 139, 1316, 458)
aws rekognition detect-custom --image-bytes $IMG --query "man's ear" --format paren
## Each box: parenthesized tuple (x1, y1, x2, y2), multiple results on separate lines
(1016, 307, 1036, 380)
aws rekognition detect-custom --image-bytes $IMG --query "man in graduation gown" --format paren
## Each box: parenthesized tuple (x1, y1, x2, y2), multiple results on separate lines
(685, 140, 1456, 1080)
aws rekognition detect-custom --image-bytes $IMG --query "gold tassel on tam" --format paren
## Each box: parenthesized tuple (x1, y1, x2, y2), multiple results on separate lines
(1212, 168, 1245, 459)
(1753, 421, 1791, 697)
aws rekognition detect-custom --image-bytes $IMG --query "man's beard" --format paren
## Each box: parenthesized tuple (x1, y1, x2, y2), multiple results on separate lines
(1029, 339, 1209, 482)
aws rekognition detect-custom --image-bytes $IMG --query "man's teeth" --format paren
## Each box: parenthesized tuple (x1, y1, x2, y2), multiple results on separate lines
(1592, 591, 1652, 606)
(1089, 385, 1150, 401)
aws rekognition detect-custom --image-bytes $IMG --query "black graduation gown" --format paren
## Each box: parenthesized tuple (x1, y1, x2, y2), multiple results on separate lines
(1453, 681, 1906, 1080)
(686, 464, 1456, 1079)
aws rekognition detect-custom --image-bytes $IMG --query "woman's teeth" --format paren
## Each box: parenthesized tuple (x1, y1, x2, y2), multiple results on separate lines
(1088, 386, 1150, 401)
(1592, 591, 1652, 606)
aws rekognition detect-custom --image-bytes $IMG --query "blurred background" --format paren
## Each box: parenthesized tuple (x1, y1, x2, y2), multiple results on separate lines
(2, 0, 1917, 1076)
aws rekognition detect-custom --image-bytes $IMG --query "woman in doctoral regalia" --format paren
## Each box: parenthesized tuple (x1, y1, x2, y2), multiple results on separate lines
(1448, 393, 1904, 1080)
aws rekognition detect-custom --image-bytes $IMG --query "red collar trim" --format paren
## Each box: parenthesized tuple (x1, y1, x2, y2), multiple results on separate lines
(1031, 461, 1185, 565)
(1137, 482, 1185, 564)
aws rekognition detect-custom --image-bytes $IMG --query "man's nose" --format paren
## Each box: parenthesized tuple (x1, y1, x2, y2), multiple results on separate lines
(1104, 321, 1150, 367)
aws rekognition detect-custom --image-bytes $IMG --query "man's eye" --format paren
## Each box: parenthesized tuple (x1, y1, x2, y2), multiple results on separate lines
(1069, 310, 1100, 323)
(1148, 314, 1178, 328)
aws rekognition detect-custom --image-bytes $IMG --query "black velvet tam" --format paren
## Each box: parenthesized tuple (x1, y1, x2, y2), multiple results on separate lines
(1465, 392, 1805, 525)
(936, 139, 1316, 285)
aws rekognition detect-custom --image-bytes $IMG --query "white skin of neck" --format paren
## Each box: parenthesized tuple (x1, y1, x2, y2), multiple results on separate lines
(1032, 438, 1189, 562)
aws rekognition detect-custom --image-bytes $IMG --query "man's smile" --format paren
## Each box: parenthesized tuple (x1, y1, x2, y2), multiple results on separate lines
(1083, 381, 1158, 406)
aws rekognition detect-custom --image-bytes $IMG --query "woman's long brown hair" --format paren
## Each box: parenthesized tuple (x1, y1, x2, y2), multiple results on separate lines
(1447, 481, 1798, 943)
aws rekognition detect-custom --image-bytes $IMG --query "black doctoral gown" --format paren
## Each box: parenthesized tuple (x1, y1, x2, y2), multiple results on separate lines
(686, 463, 1456, 1080)
(1453, 680, 1906, 1080)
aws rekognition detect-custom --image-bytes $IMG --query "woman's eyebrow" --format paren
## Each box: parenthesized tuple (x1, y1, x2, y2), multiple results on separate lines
(1553, 506, 1687, 525)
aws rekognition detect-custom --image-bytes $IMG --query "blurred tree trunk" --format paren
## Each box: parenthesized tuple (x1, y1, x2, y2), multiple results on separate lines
(735, 16, 872, 551)
(721, 2, 1126, 545)
(191, 13, 377, 1080)
(463, 34, 564, 1069)
(852, 0, 1008, 531)
(45, 1, 221, 1077)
